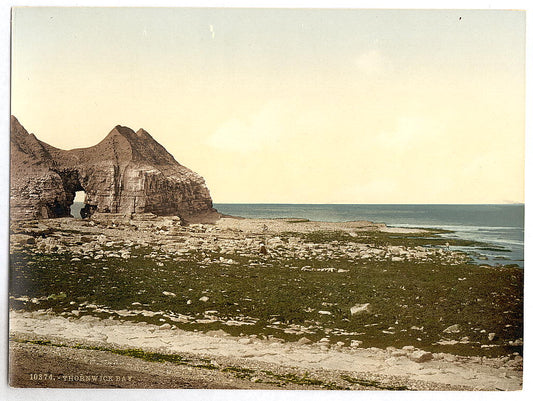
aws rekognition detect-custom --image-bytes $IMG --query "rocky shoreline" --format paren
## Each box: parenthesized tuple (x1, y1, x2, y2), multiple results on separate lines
(8, 214, 523, 390)
(10, 213, 470, 268)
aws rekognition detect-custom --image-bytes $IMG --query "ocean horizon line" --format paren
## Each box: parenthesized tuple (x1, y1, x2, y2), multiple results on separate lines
(213, 202, 524, 206)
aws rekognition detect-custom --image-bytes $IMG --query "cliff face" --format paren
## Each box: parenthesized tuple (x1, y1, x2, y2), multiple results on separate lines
(10, 116, 218, 223)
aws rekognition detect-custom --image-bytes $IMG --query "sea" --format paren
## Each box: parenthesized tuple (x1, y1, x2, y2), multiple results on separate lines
(71, 203, 524, 268)
(214, 204, 525, 268)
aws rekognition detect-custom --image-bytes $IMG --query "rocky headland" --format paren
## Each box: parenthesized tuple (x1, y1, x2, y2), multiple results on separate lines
(10, 116, 218, 223)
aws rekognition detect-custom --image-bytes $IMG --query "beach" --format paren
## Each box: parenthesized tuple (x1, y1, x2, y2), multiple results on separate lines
(8, 214, 523, 390)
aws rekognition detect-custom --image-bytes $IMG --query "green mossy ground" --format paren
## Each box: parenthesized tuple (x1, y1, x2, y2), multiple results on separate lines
(9, 229, 523, 358)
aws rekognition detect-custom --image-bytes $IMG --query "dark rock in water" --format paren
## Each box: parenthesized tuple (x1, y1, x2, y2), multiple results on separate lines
(80, 204, 97, 219)
(10, 116, 218, 223)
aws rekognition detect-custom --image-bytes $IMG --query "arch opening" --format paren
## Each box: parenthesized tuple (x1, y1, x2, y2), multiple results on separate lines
(71, 191, 86, 219)
(56, 169, 97, 219)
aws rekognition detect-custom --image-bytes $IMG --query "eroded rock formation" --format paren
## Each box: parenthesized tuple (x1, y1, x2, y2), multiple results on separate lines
(10, 116, 218, 223)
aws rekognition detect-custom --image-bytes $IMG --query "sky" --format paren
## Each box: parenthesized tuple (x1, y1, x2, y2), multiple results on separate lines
(11, 7, 525, 204)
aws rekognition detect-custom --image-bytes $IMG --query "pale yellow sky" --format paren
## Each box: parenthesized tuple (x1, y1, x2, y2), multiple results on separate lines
(11, 8, 525, 203)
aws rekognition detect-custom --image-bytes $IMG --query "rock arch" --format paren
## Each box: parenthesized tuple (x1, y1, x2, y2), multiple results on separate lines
(10, 116, 218, 223)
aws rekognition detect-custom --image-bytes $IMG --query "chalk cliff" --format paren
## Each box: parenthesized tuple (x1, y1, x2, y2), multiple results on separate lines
(10, 116, 218, 223)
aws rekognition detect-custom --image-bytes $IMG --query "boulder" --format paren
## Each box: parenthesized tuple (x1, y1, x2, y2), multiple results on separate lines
(391, 350, 408, 357)
(443, 324, 461, 334)
(410, 350, 433, 363)
(297, 337, 313, 345)
(350, 303, 372, 316)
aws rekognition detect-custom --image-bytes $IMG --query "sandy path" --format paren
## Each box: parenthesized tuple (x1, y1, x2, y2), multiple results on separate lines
(9, 311, 522, 391)
(9, 341, 251, 389)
